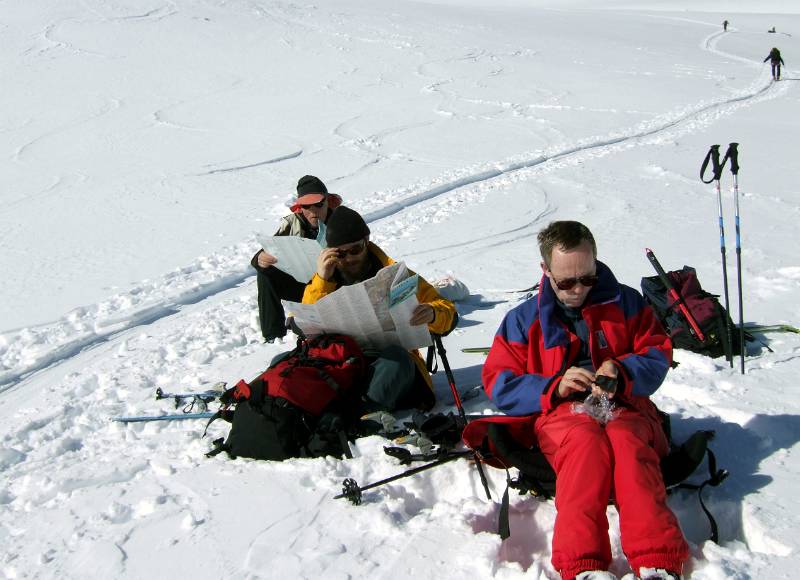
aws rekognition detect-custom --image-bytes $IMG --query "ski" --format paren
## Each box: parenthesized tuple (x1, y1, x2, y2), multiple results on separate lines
(112, 411, 215, 423)
(461, 325, 799, 356)
(510, 283, 539, 294)
(155, 382, 226, 412)
(462, 347, 490, 354)
(155, 382, 226, 402)
(746, 324, 800, 334)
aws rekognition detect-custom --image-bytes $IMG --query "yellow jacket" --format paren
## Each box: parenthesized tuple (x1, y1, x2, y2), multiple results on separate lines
(302, 243, 457, 407)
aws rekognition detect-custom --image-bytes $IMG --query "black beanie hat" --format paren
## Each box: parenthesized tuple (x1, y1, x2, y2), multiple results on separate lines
(296, 175, 328, 198)
(325, 206, 371, 247)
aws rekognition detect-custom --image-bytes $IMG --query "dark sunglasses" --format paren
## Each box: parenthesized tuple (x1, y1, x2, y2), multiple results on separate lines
(550, 273, 599, 291)
(336, 239, 367, 256)
(300, 200, 325, 209)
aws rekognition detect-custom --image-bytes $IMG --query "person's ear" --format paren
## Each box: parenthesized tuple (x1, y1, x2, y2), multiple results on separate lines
(540, 261, 548, 274)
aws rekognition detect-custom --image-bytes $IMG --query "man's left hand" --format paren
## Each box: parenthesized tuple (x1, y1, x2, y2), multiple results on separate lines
(409, 304, 435, 326)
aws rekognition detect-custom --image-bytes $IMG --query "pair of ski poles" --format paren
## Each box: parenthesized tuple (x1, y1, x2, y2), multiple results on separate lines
(700, 143, 745, 374)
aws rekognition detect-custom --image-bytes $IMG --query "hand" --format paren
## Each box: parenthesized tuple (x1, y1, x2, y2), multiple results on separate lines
(257, 251, 277, 268)
(409, 304, 435, 326)
(592, 359, 619, 399)
(316, 247, 341, 281)
(557, 367, 595, 398)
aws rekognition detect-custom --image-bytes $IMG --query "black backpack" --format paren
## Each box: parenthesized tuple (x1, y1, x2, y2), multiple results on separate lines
(206, 334, 367, 461)
(487, 413, 729, 541)
(641, 266, 742, 359)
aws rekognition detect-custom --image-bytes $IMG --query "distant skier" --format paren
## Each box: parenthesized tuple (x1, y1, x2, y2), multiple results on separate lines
(723, 20, 729, 31)
(768, 27, 776, 33)
(764, 47, 785, 80)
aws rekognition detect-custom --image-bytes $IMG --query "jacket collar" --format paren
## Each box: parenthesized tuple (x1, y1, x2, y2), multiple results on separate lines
(537, 260, 621, 349)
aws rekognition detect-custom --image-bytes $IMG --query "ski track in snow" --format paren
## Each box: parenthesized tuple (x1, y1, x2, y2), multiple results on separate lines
(0, 23, 790, 392)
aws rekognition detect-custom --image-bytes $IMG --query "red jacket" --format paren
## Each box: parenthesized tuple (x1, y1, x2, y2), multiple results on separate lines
(463, 261, 671, 453)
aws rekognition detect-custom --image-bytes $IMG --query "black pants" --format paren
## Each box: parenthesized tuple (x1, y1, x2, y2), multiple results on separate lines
(771, 62, 782, 80)
(256, 267, 306, 341)
(362, 345, 420, 412)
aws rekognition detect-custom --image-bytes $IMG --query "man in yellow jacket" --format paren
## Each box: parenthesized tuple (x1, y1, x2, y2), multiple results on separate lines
(302, 205, 457, 412)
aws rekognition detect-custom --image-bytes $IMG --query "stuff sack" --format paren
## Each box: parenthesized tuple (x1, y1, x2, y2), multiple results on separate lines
(207, 333, 367, 461)
(641, 266, 741, 359)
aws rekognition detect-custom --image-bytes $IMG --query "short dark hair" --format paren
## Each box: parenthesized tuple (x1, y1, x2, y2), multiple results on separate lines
(537, 221, 597, 267)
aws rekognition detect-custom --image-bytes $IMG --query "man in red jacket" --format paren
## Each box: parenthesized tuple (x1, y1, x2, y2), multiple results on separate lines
(479, 221, 688, 580)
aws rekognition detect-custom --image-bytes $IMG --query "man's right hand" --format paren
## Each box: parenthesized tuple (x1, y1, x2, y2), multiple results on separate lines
(316, 247, 340, 281)
(557, 367, 595, 398)
(257, 250, 278, 268)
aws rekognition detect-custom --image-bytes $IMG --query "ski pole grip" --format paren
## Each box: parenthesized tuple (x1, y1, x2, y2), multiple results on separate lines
(726, 142, 739, 175)
(700, 144, 721, 184)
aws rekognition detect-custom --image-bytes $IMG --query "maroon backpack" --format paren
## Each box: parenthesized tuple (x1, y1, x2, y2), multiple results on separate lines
(641, 266, 742, 358)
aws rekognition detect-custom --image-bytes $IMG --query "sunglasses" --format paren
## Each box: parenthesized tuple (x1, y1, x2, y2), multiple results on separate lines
(300, 200, 325, 209)
(550, 273, 599, 291)
(336, 239, 367, 256)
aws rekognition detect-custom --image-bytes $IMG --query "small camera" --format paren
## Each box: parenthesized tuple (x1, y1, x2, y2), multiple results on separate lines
(594, 375, 617, 394)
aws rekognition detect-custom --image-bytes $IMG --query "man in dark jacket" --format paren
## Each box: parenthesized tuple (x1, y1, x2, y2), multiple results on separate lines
(251, 175, 342, 341)
(464, 221, 687, 580)
(764, 47, 785, 80)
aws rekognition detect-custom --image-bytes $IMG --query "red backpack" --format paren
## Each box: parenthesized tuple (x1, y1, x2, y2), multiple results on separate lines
(207, 334, 367, 460)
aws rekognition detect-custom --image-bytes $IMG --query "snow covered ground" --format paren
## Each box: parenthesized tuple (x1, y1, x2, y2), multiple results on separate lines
(2, 0, 799, 578)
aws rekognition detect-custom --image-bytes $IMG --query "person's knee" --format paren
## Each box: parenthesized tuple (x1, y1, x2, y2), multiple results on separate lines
(556, 418, 611, 467)
(365, 347, 417, 411)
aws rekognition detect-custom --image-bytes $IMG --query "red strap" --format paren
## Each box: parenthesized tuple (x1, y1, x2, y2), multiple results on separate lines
(233, 379, 251, 401)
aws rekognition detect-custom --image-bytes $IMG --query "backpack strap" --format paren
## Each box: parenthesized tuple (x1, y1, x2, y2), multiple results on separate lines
(202, 379, 253, 438)
(337, 430, 353, 459)
(425, 345, 438, 374)
(206, 437, 232, 458)
(201, 409, 234, 438)
(672, 448, 729, 543)
(488, 423, 556, 497)
(486, 423, 556, 541)
(664, 431, 729, 543)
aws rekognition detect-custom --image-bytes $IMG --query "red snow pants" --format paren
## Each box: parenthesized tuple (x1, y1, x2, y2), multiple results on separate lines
(534, 397, 688, 580)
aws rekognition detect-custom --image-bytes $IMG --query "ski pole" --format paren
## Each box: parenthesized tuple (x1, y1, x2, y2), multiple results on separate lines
(334, 451, 466, 504)
(701, 144, 734, 366)
(722, 142, 745, 374)
(434, 335, 492, 500)
(645, 249, 706, 342)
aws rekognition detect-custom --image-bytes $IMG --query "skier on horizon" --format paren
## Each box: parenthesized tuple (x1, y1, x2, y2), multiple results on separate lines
(723, 20, 728, 31)
(764, 47, 785, 81)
